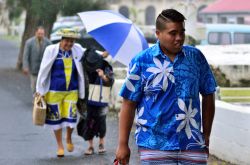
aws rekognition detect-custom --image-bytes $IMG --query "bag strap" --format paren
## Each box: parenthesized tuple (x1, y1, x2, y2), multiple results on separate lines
(99, 78, 103, 102)
(35, 93, 42, 103)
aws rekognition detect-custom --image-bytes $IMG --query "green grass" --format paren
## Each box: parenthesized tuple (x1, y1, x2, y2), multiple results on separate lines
(0, 35, 18, 40)
(222, 98, 250, 102)
(0, 35, 21, 44)
(220, 89, 250, 96)
(220, 88, 250, 102)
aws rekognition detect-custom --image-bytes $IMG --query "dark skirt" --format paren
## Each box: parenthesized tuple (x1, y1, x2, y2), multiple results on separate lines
(77, 104, 108, 140)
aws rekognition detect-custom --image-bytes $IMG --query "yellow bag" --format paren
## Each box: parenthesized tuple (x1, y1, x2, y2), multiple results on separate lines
(32, 94, 47, 126)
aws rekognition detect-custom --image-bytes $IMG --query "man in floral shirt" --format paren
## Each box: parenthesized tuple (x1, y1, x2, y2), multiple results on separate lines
(115, 9, 216, 165)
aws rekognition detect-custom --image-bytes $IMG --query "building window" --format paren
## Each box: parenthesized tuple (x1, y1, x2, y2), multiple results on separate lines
(119, 6, 129, 18)
(237, 17, 244, 24)
(208, 32, 231, 45)
(220, 17, 227, 23)
(145, 6, 155, 25)
(206, 17, 213, 23)
(244, 65, 248, 71)
(197, 5, 207, 22)
(234, 33, 250, 44)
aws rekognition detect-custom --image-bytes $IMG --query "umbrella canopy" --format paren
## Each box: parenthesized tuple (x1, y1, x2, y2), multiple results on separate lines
(78, 10, 148, 66)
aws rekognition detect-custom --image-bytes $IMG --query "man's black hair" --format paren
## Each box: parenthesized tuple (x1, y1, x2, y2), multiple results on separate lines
(36, 26, 45, 31)
(156, 9, 186, 31)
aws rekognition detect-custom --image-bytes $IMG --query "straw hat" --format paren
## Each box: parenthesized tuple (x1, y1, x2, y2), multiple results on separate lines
(57, 28, 81, 39)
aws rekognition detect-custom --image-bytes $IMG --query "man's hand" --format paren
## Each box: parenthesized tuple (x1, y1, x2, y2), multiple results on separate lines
(204, 136, 210, 155)
(96, 69, 109, 83)
(96, 69, 104, 77)
(115, 99, 137, 165)
(115, 143, 130, 165)
(204, 136, 210, 147)
(22, 68, 29, 75)
(202, 93, 215, 157)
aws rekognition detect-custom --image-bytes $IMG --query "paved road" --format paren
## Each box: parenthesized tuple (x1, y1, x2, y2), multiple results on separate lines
(0, 38, 230, 165)
(0, 38, 140, 165)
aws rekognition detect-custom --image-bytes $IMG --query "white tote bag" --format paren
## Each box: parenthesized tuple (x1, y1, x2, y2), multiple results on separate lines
(88, 84, 111, 106)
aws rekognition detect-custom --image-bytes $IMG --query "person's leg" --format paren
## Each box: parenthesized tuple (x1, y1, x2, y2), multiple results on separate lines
(84, 106, 96, 155)
(178, 150, 208, 165)
(98, 114, 107, 153)
(98, 137, 106, 154)
(139, 148, 178, 165)
(84, 138, 94, 155)
(54, 128, 64, 157)
(66, 127, 74, 152)
(99, 137, 105, 145)
(30, 74, 37, 95)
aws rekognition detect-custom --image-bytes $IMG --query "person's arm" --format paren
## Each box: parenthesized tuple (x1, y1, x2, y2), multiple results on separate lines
(36, 45, 53, 96)
(96, 67, 114, 86)
(116, 98, 137, 165)
(96, 69, 109, 82)
(202, 93, 215, 153)
(22, 40, 30, 75)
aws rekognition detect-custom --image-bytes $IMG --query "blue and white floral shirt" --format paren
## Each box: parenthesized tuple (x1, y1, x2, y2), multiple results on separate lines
(119, 42, 217, 151)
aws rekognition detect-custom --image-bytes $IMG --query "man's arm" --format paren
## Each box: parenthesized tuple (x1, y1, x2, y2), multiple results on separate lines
(202, 93, 215, 148)
(22, 40, 30, 75)
(116, 98, 137, 165)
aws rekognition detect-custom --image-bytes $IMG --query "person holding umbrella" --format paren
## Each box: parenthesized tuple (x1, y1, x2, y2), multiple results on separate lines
(36, 28, 85, 157)
(115, 9, 216, 164)
(78, 48, 114, 155)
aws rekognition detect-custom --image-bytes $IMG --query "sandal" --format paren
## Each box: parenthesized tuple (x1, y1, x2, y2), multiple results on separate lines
(67, 143, 74, 152)
(57, 149, 64, 157)
(84, 146, 94, 155)
(98, 144, 106, 154)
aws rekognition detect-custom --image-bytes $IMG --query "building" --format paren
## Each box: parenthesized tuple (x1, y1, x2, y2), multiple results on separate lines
(108, 0, 215, 40)
(0, 0, 10, 35)
(199, 0, 250, 24)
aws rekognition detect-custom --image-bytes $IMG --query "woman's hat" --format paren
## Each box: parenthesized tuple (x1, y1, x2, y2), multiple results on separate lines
(83, 48, 104, 72)
(57, 28, 81, 39)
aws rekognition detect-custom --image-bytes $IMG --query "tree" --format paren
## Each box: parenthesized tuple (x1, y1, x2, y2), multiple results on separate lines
(6, 0, 107, 69)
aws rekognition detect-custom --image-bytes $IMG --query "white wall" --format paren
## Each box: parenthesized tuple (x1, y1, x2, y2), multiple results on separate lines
(110, 79, 125, 110)
(210, 100, 250, 165)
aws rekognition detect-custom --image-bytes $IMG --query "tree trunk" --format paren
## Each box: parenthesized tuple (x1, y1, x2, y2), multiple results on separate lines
(16, 9, 37, 70)
(16, 2, 59, 70)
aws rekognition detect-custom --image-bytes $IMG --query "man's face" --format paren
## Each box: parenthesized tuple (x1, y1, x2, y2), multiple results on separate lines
(156, 21, 185, 56)
(36, 29, 45, 40)
(60, 38, 75, 51)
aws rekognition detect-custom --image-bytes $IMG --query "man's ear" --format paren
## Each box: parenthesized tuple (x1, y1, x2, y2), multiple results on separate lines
(155, 30, 160, 39)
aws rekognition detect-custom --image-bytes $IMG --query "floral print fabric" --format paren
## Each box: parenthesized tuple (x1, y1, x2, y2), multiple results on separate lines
(119, 42, 217, 150)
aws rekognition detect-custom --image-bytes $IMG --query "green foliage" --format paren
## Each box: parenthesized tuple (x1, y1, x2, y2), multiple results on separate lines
(220, 88, 250, 102)
(185, 35, 198, 46)
(29, 0, 60, 16)
(6, 0, 107, 20)
(221, 89, 250, 96)
(239, 79, 250, 87)
(210, 66, 230, 87)
(6, 0, 60, 21)
(6, 0, 26, 20)
(28, 0, 60, 25)
(60, 0, 107, 16)
(6, 0, 108, 70)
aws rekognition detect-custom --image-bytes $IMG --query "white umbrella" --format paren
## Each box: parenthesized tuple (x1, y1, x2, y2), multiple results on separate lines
(78, 10, 148, 66)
